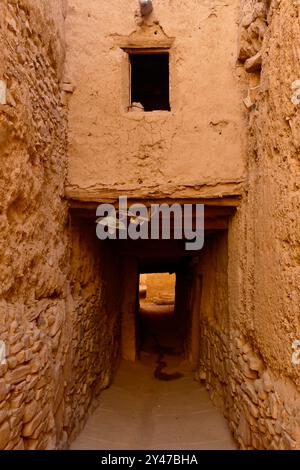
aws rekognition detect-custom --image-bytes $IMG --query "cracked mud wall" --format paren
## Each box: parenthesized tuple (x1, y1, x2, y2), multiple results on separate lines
(65, 0, 246, 200)
(0, 0, 121, 449)
(198, 0, 300, 450)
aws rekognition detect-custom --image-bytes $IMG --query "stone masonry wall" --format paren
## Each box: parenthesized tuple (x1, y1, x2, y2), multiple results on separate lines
(0, 0, 68, 450)
(0, 0, 122, 450)
(67, 218, 121, 444)
(196, 232, 229, 412)
(198, 0, 300, 450)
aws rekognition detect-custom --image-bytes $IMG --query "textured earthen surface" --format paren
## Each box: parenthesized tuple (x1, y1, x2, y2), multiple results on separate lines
(0, 0, 121, 449)
(0, 0, 68, 450)
(0, 0, 299, 451)
(65, 0, 247, 200)
(196, 0, 300, 450)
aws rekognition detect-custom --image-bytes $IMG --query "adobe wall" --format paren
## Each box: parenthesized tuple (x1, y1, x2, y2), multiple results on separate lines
(65, 0, 247, 201)
(197, 0, 300, 450)
(1, 0, 298, 452)
(0, 0, 121, 449)
(0, 0, 68, 450)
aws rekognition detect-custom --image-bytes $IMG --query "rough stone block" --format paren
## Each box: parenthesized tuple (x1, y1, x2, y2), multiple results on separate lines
(244, 395, 259, 418)
(280, 431, 297, 450)
(7, 356, 18, 369)
(240, 359, 258, 380)
(13, 438, 24, 450)
(61, 83, 74, 93)
(23, 401, 40, 424)
(245, 52, 262, 73)
(241, 381, 259, 404)
(6, 365, 30, 385)
(0, 380, 10, 400)
(0, 410, 9, 426)
(0, 421, 11, 449)
(22, 410, 44, 437)
(0, 364, 8, 378)
(261, 371, 274, 393)
(247, 354, 264, 374)
(268, 393, 279, 420)
(254, 378, 268, 400)
(10, 393, 24, 409)
(237, 413, 251, 447)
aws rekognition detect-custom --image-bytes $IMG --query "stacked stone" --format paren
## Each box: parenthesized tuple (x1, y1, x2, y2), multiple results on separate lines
(0, 0, 69, 450)
(198, 320, 300, 450)
(65, 221, 122, 445)
(0, 0, 122, 449)
(0, 301, 63, 450)
(238, 0, 270, 73)
(228, 331, 300, 449)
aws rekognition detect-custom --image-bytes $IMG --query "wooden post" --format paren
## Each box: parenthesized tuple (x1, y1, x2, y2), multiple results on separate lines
(120, 257, 139, 362)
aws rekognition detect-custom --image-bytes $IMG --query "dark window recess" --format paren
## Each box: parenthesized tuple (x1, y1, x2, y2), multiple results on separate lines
(130, 53, 170, 112)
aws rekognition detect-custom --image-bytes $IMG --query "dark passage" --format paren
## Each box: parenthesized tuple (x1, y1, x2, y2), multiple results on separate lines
(139, 273, 184, 381)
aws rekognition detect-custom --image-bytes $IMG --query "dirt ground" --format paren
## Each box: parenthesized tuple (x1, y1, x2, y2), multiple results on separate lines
(71, 305, 236, 450)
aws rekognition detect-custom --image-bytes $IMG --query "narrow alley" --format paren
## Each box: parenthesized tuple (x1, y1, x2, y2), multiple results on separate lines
(71, 300, 235, 450)
(71, 359, 236, 450)
(1, 0, 299, 453)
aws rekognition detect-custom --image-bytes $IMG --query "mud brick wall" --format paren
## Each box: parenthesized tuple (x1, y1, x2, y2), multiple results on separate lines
(197, 0, 300, 450)
(0, 0, 68, 450)
(0, 0, 121, 450)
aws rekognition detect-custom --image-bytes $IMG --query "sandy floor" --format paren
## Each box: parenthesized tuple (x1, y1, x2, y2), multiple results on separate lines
(71, 306, 236, 450)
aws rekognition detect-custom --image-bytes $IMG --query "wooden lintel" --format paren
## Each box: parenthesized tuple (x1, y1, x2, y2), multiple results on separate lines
(67, 196, 241, 210)
(65, 182, 244, 208)
(70, 206, 235, 219)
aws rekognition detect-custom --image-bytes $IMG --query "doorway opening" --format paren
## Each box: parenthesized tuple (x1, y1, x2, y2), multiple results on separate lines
(138, 271, 186, 381)
(139, 272, 176, 306)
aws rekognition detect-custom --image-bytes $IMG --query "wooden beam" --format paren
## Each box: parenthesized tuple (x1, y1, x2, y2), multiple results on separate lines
(68, 197, 240, 211)
(70, 205, 235, 220)
(65, 181, 244, 207)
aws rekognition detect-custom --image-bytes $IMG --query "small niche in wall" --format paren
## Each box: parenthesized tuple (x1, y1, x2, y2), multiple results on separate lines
(129, 52, 170, 112)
